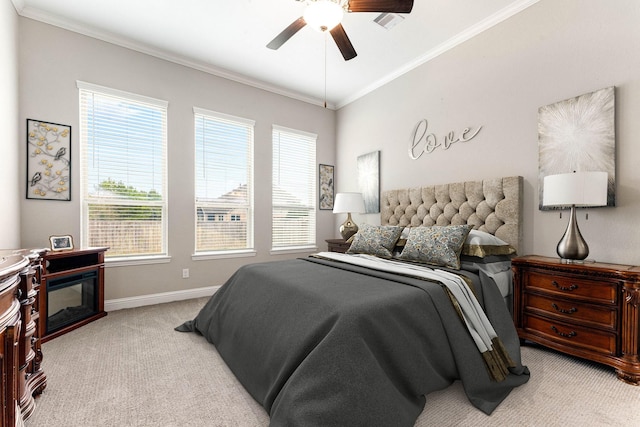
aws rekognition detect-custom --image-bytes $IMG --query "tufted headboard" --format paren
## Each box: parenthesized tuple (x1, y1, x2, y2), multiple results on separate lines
(380, 176, 523, 253)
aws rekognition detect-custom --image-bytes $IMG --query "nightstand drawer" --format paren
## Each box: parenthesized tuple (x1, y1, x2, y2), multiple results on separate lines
(523, 314, 617, 356)
(524, 293, 617, 330)
(526, 270, 618, 305)
(326, 239, 350, 253)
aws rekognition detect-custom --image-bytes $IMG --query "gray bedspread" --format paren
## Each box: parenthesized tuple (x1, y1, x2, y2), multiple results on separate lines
(177, 257, 529, 426)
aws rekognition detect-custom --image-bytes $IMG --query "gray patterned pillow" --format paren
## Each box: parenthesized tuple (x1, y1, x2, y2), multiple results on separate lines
(346, 224, 404, 258)
(397, 225, 473, 269)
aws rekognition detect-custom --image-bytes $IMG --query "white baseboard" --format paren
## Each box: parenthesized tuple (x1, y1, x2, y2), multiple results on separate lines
(105, 285, 219, 312)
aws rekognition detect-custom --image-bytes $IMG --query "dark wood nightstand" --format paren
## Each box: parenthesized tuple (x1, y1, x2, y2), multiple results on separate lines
(325, 239, 351, 253)
(512, 255, 640, 385)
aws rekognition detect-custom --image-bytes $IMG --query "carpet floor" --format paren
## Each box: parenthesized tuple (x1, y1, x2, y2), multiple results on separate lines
(26, 297, 640, 426)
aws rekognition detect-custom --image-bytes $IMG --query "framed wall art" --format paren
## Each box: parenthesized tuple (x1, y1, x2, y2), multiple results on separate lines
(357, 150, 380, 214)
(49, 234, 74, 251)
(538, 87, 615, 210)
(26, 119, 71, 201)
(319, 164, 334, 210)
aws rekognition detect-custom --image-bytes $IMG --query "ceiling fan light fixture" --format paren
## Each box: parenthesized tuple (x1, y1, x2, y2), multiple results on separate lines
(303, 0, 345, 32)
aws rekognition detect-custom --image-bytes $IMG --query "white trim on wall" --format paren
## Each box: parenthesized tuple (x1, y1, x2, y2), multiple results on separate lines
(336, 0, 541, 108)
(14, 0, 539, 110)
(105, 285, 219, 312)
(16, 4, 329, 108)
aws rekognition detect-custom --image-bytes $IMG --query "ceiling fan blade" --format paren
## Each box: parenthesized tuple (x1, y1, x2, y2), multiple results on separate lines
(330, 24, 357, 61)
(267, 17, 307, 50)
(347, 0, 414, 13)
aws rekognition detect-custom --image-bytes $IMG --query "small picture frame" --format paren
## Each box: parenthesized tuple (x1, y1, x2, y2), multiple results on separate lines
(49, 235, 74, 251)
(319, 164, 334, 210)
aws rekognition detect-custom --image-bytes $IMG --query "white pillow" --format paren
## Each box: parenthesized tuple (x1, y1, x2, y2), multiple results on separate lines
(462, 230, 516, 258)
(465, 230, 508, 246)
(400, 227, 411, 239)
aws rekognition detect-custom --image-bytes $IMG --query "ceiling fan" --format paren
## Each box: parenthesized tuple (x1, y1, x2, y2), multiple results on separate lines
(267, 0, 414, 61)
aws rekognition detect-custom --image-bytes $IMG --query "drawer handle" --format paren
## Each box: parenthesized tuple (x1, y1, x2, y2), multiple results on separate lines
(551, 325, 577, 338)
(551, 280, 578, 291)
(551, 303, 577, 314)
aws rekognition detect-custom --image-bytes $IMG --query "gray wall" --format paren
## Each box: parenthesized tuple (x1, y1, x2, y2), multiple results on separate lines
(0, 1, 20, 248)
(18, 18, 336, 300)
(14, 0, 640, 303)
(336, 0, 640, 265)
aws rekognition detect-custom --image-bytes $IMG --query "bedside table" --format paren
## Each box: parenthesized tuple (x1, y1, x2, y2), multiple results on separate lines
(512, 255, 640, 385)
(325, 239, 350, 253)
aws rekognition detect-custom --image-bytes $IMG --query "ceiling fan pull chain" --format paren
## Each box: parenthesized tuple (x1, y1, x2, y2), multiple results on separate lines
(324, 32, 328, 108)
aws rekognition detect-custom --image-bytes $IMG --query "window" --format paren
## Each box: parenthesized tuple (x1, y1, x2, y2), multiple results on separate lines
(272, 125, 317, 251)
(78, 81, 168, 259)
(194, 108, 254, 253)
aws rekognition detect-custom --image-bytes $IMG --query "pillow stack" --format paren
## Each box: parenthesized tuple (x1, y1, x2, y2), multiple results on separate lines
(345, 225, 515, 270)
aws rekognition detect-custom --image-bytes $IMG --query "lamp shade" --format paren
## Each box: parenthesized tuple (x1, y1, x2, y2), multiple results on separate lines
(333, 192, 365, 214)
(543, 171, 608, 207)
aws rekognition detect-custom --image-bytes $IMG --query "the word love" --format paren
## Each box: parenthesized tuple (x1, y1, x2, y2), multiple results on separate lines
(408, 119, 483, 160)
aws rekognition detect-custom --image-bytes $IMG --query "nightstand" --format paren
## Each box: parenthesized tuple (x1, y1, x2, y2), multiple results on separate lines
(512, 255, 640, 385)
(325, 239, 350, 253)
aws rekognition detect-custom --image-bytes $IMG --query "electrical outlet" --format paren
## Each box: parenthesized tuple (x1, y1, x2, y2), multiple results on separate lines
(182, 268, 189, 279)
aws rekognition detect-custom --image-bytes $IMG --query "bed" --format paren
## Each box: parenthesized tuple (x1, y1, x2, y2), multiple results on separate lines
(177, 176, 529, 426)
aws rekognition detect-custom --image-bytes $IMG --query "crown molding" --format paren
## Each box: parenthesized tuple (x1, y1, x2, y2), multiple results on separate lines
(10, 0, 26, 13)
(15, 0, 539, 110)
(15, 5, 335, 109)
(336, 0, 540, 108)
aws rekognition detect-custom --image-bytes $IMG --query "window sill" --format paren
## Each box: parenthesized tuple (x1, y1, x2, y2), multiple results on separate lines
(106, 255, 171, 268)
(270, 246, 318, 256)
(192, 249, 257, 261)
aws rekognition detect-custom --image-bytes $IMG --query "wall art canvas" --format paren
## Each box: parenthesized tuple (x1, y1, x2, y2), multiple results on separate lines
(319, 164, 334, 210)
(26, 119, 71, 201)
(357, 150, 380, 214)
(538, 86, 615, 210)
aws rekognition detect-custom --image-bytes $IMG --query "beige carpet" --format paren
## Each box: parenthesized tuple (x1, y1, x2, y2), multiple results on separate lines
(26, 297, 639, 427)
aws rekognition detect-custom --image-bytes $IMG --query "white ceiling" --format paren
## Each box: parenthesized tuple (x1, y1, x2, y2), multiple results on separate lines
(12, 0, 537, 109)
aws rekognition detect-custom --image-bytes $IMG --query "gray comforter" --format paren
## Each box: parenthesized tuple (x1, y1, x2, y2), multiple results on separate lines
(177, 257, 529, 426)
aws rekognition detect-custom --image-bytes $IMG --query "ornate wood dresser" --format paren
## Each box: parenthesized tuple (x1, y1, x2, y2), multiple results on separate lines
(0, 249, 47, 426)
(513, 255, 640, 385)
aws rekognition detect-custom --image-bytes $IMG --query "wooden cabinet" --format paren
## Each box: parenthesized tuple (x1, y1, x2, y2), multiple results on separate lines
(0, 249, 47, 426)
(40, 247, 108, 343)
(16, 249, 47, 421)
(325, 239, 350, 253)
(512, 255, 640, 385)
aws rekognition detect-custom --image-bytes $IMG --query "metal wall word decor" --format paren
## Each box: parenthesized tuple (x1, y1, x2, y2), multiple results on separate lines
(408, 119, 482, 160)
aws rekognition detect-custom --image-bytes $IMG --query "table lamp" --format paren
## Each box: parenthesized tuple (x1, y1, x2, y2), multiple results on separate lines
(543, 171, 608, 261)
(332, 192, 365, 240)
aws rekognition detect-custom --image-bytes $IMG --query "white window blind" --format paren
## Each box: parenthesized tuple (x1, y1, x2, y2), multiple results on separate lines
(78, 81, 168, 258)
(272, 125, 317, 250)
(194, 108, 254, 253)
